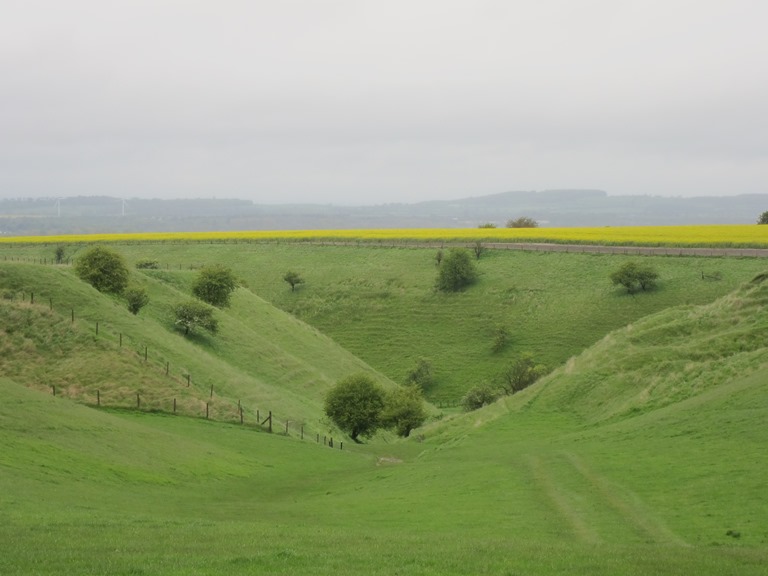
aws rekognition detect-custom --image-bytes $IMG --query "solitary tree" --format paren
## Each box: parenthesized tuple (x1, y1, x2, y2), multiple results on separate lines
(478, 222, 497, 228)
(174, 300, 218, 336)
(506, 216, 538, 228)
(435, 248, 478, 292)
(124, 286, 149, 315)
(380, 385, 427, 437)
(758, 211, 768, 224)
(54, 245, 65, 264)
(283, 270, 304, 292)
(192, 265, 237, 307)
(324, 374, 385, 441)
(501, 354, 545, 394)
(74, 246, 129, 294)
(473, 241, 485, 260)
(610, 261, 659, 293)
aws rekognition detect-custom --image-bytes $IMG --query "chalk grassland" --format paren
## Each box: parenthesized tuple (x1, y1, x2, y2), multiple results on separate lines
(2, 223, 768, 247)
(0, 262, 396, 436)
(99, 244, 768, 402)
(1, 275, 767, 574)
(0, 251, 768, 576)
(3, 243, 767, 403)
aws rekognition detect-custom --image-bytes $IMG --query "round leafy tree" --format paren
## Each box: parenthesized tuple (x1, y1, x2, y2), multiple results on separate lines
(192, 265, 237, 307)
(174, 300, 218, 336)
(380, 385, 427, 438)
(324, 374, 385, 441)
(74, 246, 129, 294)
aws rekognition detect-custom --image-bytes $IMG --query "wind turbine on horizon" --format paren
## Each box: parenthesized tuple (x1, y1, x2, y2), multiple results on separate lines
(54, 197, 64, 217)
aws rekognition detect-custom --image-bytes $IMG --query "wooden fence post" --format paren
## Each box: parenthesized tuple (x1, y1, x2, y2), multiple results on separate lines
(97, 389, 100, 407)
(301, 425, 304, 440)
(51, 385, 56, 396)
(119, 333, 122, 347)
(30, 293, 34, 305)
(144, 346, 148, 362)
(340, 442, 343, 451)
(137, 393, 141, 409)
(206, 403, 209, 419)
(165, 362, 169, 375)
(95, 322, 99, 335)
(210, 384, 213, 398)
(239, 407, 243, 424)
(49, 298, 53, 311)
(285, 420, 289, 435)
(186, 374, 190, 387)
(71, 309, 74, 323)
(173, 398, 177, 413)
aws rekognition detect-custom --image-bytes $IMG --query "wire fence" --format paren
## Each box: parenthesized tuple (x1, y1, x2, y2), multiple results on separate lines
(0, 288, 344, 451)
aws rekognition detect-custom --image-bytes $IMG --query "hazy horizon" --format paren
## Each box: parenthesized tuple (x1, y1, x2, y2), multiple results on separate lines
(2, 1, 767, 205)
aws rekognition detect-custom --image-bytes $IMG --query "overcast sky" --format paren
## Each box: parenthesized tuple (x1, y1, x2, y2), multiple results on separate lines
(1, 1, 767, 205)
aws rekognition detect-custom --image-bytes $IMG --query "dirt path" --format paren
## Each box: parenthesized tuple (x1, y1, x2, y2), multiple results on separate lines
(309, 240, 768, 258)
(526, 452, 687, 546)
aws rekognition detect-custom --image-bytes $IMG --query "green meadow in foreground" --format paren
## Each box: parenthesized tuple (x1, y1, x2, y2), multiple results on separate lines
(0, 244, 767, 574)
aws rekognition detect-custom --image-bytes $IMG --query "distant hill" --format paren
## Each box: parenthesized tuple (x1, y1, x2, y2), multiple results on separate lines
(1, 190, 767, 235)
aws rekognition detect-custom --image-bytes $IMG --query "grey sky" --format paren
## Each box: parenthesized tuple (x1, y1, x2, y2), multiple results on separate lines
(1, 0, 767, 204)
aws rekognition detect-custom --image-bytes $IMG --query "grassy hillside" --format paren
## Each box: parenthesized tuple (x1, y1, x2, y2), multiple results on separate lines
(27, 242, 763, 402)
(0, 261, 397, 437)
(2, 242, 766, 572)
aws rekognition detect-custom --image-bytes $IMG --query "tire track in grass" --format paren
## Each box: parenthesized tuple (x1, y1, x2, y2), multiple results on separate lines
(527, 455, 603, 544)
(564, 452, 689, 547)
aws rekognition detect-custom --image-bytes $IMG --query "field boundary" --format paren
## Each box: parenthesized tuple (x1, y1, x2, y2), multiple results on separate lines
(4, 240, 768, 259)
(0, 289, 344, 450)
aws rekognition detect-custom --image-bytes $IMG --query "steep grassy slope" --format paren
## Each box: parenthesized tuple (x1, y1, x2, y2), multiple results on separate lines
(6, 242, 763, 402)
(0, 262, 396, 435)
(521, 271, 768, 423)
(158, 246, 768, 402)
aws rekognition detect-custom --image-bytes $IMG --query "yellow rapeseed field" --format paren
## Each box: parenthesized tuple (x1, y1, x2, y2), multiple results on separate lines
(1, 225, 767, 247)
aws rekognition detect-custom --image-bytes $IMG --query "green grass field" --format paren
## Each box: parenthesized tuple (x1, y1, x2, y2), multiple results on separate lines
(1, 242, 767, 574)
(81, 243, 768, 401)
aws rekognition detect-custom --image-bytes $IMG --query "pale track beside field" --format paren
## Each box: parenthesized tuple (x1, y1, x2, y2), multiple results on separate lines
(308, 239, 768, 258)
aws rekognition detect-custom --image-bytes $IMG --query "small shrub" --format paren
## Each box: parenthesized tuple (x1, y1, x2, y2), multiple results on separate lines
(492, 325, 509, 353)
(462, 384, 501, 411)
(435, 249, 477, 292)
(506, 216, 538, 228)
(404, 358, 434, 391)
(135, 259, 160, 269)
(124, 286, 149, 315)
(501, 354, 546, 394)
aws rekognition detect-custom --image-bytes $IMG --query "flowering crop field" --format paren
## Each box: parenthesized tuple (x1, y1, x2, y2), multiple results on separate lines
(1, 224, 767, 247)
